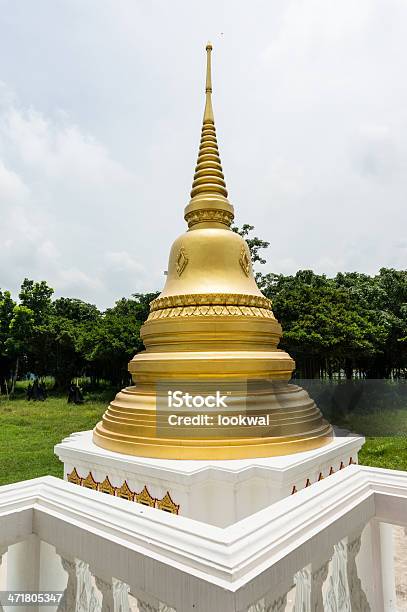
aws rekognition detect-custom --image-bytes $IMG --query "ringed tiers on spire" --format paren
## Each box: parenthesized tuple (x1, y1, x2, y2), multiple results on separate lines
(93, 44, 333, 460)
(184, 41, 234, 230)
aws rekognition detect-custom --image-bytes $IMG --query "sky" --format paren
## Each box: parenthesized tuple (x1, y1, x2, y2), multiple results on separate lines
(0, 0, 406, 309)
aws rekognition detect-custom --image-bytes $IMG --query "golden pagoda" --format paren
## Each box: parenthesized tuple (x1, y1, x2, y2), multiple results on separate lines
(93, 43, 333, 459)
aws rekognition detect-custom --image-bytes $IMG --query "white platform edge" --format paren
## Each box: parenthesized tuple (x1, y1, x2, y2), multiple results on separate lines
(55, 430, 365, 485)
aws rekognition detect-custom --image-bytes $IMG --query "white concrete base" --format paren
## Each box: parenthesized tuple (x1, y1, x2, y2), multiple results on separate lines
(55, 430, 364, 527)
(2, 467, 404, 611)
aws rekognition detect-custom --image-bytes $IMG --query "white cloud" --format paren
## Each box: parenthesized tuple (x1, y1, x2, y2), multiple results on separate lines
(0, 161, 29, 201)
(58, 268, 103, 293)
(1, 106, 134, 185)
(0, 0, 406, 307)
(263, 0, 371, 62)
(105, 251, 145, 274)
(0, 89, 145, 307)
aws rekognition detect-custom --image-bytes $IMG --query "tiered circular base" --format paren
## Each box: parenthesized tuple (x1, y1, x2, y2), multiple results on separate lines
(93, 383, 333, 460)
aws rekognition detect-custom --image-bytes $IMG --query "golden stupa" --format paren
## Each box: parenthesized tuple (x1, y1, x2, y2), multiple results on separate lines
(93, 43, 333, 459)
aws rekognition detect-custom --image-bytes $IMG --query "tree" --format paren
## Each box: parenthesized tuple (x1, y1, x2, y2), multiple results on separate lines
(19, 279, 53, 325)
(81, 297, 149, 387)
(36, 298, 102, 389)
(335, 269, 407, 377)
(13, 280, 55, 382)
(0, 290, 17, 393)
(53, 297, 100, 322)
(261, 270, 395, 379)
(5, 305, 35, 393)
(232, 224, 270, 285)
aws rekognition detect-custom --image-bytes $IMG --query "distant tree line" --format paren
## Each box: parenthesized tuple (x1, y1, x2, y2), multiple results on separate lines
(0, 226, 406, 393)
(233, 225, 407, 380)
(261, 268, 406, 379)
(0, 280, 158, 393)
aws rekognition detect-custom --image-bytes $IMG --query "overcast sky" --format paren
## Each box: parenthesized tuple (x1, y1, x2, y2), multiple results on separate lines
(0, 0, 406, 309)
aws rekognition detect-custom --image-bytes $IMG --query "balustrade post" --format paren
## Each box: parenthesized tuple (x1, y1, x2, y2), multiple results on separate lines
(77, 559, 100, 611)
(292, 553, 331, 611)
(293, 567, 311, 610)
(112, 579, 131, 612)
(57, 556, 78, 612)
(324, 539, 350, 611)
(347, 532, 371, 612)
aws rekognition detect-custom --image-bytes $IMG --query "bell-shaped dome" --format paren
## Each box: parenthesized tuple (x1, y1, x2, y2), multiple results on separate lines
(159, 228, 264, 300)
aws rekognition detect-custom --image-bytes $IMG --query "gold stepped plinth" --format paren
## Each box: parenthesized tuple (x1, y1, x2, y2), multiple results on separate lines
(93, 43, 333, 460)
(93, 382, 332, 459)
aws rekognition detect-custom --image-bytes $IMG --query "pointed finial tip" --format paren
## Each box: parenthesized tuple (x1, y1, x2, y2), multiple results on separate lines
(206, 41, 213, 51)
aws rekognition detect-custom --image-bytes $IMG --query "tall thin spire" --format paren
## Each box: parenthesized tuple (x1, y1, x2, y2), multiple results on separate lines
(184, 42, 234, 230)
(203, 42, 214, 124)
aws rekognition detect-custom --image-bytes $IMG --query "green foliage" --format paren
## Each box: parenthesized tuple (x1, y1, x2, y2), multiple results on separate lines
(232, 224, 270, 265)
(0, 226, 405, 387)
(80, 297, 144, 386)
(19, 278, 53, 325)
(259, 269, 406, 378)
(0, 291, 17, 389)
(0, 282, 161, 391)
(5, 305, 35, 357)
(53, 297, 100, 322)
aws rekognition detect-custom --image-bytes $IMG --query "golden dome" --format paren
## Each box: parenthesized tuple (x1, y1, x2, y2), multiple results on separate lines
(93, 43, 332, 459)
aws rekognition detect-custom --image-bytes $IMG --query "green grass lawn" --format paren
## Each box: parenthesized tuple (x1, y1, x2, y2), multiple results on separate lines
(0, 390, 407, 485)
(334, 407, 407, 470)
(0, 389, 111, 485)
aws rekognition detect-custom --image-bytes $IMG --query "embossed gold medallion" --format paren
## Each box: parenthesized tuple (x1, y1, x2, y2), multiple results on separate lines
(239, 248, 251, 277)
(176, 247, 188, 277)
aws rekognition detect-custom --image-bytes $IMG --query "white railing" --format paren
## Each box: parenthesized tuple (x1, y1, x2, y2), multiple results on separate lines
(0, 465, 406, 611)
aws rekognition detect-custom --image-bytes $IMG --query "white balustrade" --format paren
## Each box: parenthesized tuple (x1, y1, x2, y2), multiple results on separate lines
(57, 556, 78, 612)
(0, 465, 406, 611)
(346, 533, 371, 611)
(294, 567, 311, 611)
(113, 579, 131, 612)
(0, 547, 5, 612)
(324, 540, 350, 611)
